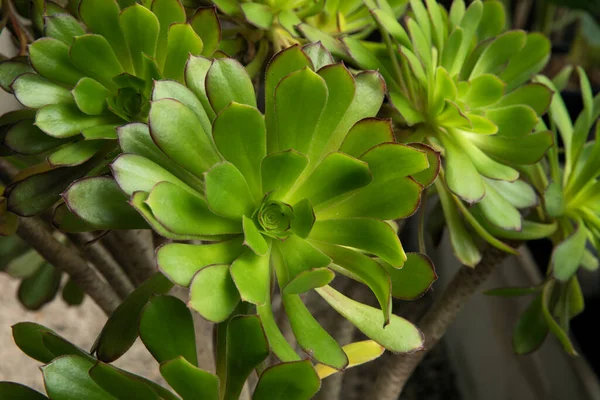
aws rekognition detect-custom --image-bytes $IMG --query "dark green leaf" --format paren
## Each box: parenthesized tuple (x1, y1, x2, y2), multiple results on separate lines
(94, 273, 173, 362)
(160, 357, 219, 400)
(18, 263, 62, 311)
(139, 295, 197, 366)
(253, 360, 321, 400)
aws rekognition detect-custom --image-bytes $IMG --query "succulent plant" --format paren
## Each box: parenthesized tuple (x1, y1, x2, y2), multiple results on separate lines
(0, 0, 222, 217)
(211, 0, 407, 55)
(63, 44, 438, 368)
(493, 68, 600, 356)
(332, 0, 558, 265)
(4, 283, 375, 400)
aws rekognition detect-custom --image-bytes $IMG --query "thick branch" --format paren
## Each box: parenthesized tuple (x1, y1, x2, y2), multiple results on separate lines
(102, 230, 155, 286)
(17, 217, 120, 315)
(68, 233, 135, 299)
(369, 244, 517, 400)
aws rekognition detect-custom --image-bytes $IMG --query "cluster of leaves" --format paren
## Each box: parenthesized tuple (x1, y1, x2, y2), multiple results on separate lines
(212, 0, 407, 53)
(60, 44, 437, 368)
(1, 0, 600, 397)
(2, 273, 383, 399)
(0, 0, 223, 218)
(489, 67, 600, 355)
(313, 0, 557, 266)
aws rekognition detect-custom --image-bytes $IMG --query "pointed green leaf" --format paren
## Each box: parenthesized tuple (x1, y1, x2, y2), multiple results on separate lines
(157, 238, 244, 286)
(148, 98, 220, 176)
(435, 178, 482, 266)
(164, 23, 204, 83)
(439, 133, 485, 203)
(487, 179, 537, 209)
(261, 150, 308, 200)
(36, 103, 120, 138)
(117, 122, 205, 193)
(205, 161, 255, 220)
(94, 273, 173, 362)
(257, 291, 300, 362)
(265, 46, 312, 153)
(476, 180, 522, 231)
(310, 218, 405, 267)
(206, 58, 256, 114)
(223, 315, 270, 400)
(213, 103, 265, 198)
(275, 236, 331, 284)
(69, 34, 124, 90)
(486, 105, 538, 138)
(3, 119, 67, 155)
(146, 181, 242, 237)
(44, 13, 85, 45)
(151, 0, 186, 68)
(12, 322, 60, 363)
(88, 362, 160, 400)
(513, 295, 548, 355)
(501, 33, 550, 91)
(552, 224, 587, 281)
(140, 295, 198, 365)
(0, 58, 34, 92)
(79, 0, 133, 72)
(340, 118, 394, 158)
(47, 140, 104, 167)
(119, 4, 159, 75)
(6, 160, 97, 217)
(111, 153, 195, 196)
(290, 198, 315, 239)
(185, 55, 216, 121)
(42, 356, 113, 400)
(273, 68, 327, 155)
(71, 77, 111, 115)
(467, 130, 553, 165)
(152, 79, 212, 135)
(160, 357, 219, 400)
(302, 42, 334, 70)
(462, 74, 505, 109)
(189, 264, 240, 323)
(29, 38, 84, 86)
(253, 360, 320, 400)
(313, 241, 392, 324)
(470, 30, 527, 78)
(291, 152, 372, 206)
(496, 83, 552, 115)
(12, 73, 72, 108)
(283, 294, 348, 369)
(283, 268, 335, 295)
(191, 7, 221, 57)
(242, 216, 269, 255)
(241, 3, 273, 29)
(316, 285, 424, 352)
(380, 253, 437, 300)
(230, 247, 270, 305)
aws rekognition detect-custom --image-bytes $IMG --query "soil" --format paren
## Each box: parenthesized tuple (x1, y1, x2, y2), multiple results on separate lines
(0, 273, 162, 390)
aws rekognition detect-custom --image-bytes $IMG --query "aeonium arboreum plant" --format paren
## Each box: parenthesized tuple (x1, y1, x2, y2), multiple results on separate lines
(490, 68, 600, 356)
(211, 0, 407, 54)
(0, 0, 223, 217)
(3, 285, 367, 400)
(338, 0, 558, 266)
(63, 44, 439, 369)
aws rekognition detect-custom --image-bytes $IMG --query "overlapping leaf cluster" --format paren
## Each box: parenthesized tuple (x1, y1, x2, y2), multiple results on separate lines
(500, 68, 600, 355)
(64, 44, 436, 369)
(3, 275, 380, 399)
(212, 0, 407, 53)
(331, 0, 557, 265)
(0, 0, 221, 217)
